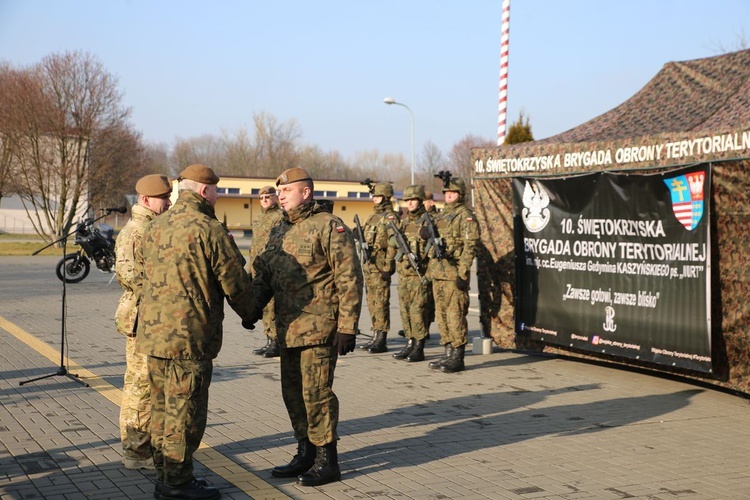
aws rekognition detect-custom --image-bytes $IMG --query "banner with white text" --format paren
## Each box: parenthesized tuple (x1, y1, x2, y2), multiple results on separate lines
(513, 164, 712, 372)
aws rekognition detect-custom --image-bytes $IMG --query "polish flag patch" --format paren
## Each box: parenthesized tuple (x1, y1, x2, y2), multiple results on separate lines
(336, 225, 345, 233)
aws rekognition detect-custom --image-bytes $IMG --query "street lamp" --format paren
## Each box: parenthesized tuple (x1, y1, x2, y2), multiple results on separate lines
(383, 97, 415, 185)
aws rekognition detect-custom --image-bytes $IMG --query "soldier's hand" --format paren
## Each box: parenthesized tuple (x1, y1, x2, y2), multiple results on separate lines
(456, 276, 470, 292)
(333, 332, 356, 356)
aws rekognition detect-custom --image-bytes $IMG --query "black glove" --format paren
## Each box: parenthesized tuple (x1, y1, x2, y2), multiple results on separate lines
(242, 318, 256, 330)
(333, 332, 356, 356)
(456, 276, 470, 292)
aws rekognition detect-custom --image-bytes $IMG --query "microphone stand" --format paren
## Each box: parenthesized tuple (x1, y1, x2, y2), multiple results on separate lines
(18, 209, 117, 387)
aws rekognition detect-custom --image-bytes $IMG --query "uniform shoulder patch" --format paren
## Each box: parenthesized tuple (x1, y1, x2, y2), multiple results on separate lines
(336, 225, 345, 233)
(466, 216, 474, 222)
(386, 214, 396, 220)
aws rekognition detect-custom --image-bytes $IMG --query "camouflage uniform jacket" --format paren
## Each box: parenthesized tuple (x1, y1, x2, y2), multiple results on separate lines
(363, 203, 398, 274)
(134, 190, 254, 360)
(250, 200, 363, 346)
(114, 203, 158, 336)
(248, 203, 284, 276)
(426, 201, 480, 282)
(393, 205, 429, 277)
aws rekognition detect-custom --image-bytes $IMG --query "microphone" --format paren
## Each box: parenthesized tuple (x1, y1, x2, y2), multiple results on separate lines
(102, 207, 127, 213)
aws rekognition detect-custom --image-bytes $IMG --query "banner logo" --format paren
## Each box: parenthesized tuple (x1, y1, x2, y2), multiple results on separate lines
(521, 181, 551, 233)
(663, 171, 705, 231)
(602, 306, 617, 332)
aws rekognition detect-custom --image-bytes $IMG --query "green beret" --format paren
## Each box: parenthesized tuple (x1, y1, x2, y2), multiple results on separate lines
(276, 167, 312, 187)
(424, 190, 434, 200)
(178, 164, 220, 185)
(135, 174, 172, 197)
(259, 185, 276, 196)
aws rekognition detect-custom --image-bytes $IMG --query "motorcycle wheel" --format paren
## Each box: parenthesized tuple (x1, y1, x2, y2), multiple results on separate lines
(55, 254, 91, 283)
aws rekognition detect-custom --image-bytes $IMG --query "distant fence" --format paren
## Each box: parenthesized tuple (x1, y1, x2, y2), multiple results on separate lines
(0, 212, 37, 235)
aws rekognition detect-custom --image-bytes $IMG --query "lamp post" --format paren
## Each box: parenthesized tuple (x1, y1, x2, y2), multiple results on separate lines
(383, 97, 415, 185)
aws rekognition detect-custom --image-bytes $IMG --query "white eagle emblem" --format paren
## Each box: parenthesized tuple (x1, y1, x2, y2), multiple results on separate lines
(521, 180, 550, 233)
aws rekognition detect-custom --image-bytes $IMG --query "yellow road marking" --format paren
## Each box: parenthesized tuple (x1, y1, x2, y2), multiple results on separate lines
(0, 314, 290, 500)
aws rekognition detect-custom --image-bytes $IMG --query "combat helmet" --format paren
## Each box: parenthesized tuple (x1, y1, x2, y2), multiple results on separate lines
(442, 177, 467, 197)
(402, 184, 425, 201)
(373, 182, 394, 198)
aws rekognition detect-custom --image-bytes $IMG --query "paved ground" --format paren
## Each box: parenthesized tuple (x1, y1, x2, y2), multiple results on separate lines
(1, 255, 750, 499)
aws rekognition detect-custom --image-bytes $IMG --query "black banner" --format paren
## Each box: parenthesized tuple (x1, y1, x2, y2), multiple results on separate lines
(513, 164, 712, 373)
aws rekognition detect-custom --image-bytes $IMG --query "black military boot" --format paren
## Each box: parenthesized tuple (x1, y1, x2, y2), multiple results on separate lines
(155, 478, 208, 499)
(406, 338, 426, 362)
(263, 338, 280, 358)
(367, 331, 388, 353)
(397, 329, 405, 337)
(440, 344, 466, 373)
(297, 442, 341, 487)
(357, 336, 374, 350)
(392, 338, 416, 360)
(271, 438, 316, 478)
(252, 337, 272, 356)
(429, 344, 453, 370)
(159, 478, 219, 500)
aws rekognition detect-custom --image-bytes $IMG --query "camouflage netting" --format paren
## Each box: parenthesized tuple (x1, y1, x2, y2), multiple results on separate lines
(472, 49, 750, 393)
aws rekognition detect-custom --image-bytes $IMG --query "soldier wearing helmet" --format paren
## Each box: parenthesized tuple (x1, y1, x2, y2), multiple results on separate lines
(425, 174, 479, 373)
(390, 184, 431, 363)
(358, 182, 398, 353)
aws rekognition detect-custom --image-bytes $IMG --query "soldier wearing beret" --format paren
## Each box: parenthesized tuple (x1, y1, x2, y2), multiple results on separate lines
(358, 182, 398, 354)
(134, 164, 255, 500)
(248, 186, 284, 358)
(425, 176, 479, 373)
(390, 185, 431, 363)
(245, 167, 363, 487)
(114, 173, 172, 471)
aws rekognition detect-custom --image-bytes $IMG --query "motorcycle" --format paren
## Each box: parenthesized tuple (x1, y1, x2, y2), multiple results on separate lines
(55, 216, 116, 283)
(34, 208, 122, 284)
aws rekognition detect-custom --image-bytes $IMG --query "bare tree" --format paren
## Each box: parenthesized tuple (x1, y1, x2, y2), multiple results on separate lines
(447, 134, 496, 183)
(172, 134, 225, 175)
(252, 111, 302, 176)
(222, 126, 255, 176)
(89, 122, 147, 210)
(0, 51, 132, 241)
(417, 140, 446, 192)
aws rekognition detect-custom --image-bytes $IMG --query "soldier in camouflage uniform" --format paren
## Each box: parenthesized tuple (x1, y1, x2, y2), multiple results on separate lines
(390, 185, 430, 363)
(245, 167, 363, 487)
(423, 190, 437, 331)
(135, 164, 255, 500)
(248, 186, 284, 358)
(114, 174, 172, 470)
(358, 182, 398, 353)
(425, 177, 480, 373)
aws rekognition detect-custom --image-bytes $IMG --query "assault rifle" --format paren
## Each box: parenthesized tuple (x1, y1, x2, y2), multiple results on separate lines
(419, 211, 445, 270)
(353, 214, 370, 264)
(435, 170, 453, 189)
(387, 220, 427, 284)
(360, 177, 376, 195)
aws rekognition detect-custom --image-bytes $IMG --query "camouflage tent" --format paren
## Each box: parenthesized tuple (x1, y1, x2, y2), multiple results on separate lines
(472, 48, 750, 393)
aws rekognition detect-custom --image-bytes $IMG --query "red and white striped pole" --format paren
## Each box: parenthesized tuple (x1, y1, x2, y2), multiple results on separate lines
(498, 0, 511, 146)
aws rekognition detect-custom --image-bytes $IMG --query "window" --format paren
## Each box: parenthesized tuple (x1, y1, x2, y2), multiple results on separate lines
(217, 187, 240, 194)
(347, 191, 358, 198)
(313, 190, 325, 197)
(250, 188, 260, 195)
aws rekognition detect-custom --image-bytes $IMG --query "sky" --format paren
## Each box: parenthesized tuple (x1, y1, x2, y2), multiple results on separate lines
(1, 0, 749, 163)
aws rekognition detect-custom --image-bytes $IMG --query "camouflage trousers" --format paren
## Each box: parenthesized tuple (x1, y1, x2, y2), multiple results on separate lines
(262, 298, 277, 340)
(397, 273, 430, 340)
(280, 345, 339, 447)
(432, 279, 469, 347)
(147, 356, 212, 485)
(364, 271, 391, 332)
(120, 336, 152, 460)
